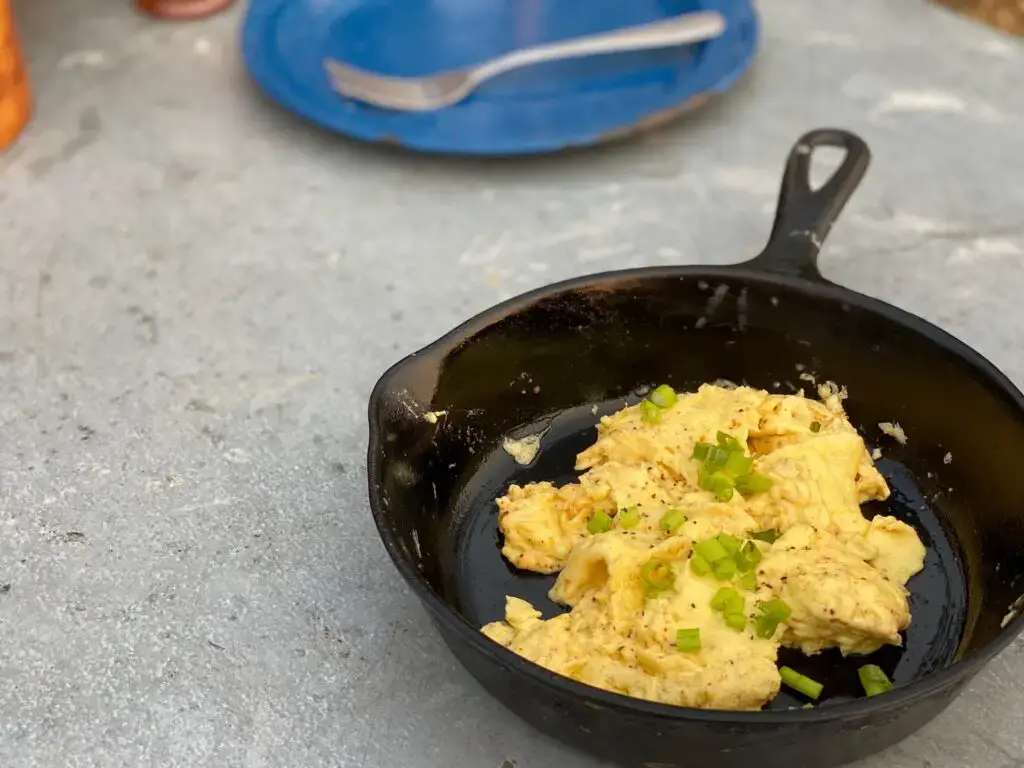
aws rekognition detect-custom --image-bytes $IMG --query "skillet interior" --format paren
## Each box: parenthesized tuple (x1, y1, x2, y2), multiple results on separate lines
(373, 269, 1024, 704)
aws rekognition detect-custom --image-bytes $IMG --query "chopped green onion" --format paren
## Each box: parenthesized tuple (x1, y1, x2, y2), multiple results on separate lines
(735, 541, 763, 572)
(716, 431, 742, 450)
(858, 665, 894, 697)
(703, 445, 733, 470)
(779, 666, 823, 700)
(691, 431, 769, 503)
(750, 529, 781, 544)
(618, 506, 640, 529)
(760, 599, 792, 622)
(649, 384, 677, 409)
(659, 508, 687, 534)
(724, 451, 754, 476)
(675, 627, 701, 652)
(723, 612, 747, 631)
(689, 554, 711, 577)
(694, 538, 730, 563)
(755, 615, 780, 639)
(802, 703, 815, 709)
(755, 597, 792, 638)
(704, 470, 736, 501)
(810, 421, 822, 433)
(738, 571, 758, 591)
(735, 472, 773, 495)
(641, 400, 662, 424)
(711, 587, 744, 614)
(641, 559, 675, 592)
(705, 470, 734, 491)
(713, 557, 737, 581)
(735, 551, 754, 573)
(691, 442, 712, 461)
(716, 533, 741, 555)
(587, 510, 613, 534)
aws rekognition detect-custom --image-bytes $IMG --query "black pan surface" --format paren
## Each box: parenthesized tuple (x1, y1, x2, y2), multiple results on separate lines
(367, 129, 1024, 768)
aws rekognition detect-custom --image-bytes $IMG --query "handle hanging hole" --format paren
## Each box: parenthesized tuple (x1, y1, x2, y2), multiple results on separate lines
(809, 146, 848, 192)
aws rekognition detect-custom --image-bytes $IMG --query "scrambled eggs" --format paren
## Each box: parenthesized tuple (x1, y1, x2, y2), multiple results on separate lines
(481, 384, 925, 710)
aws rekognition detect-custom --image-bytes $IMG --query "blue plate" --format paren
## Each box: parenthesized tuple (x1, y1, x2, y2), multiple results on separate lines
(241, 0, 759, 156)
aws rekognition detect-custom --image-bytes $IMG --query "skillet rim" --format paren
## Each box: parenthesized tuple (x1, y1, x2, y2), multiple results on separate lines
(366, 261, 1024, 725)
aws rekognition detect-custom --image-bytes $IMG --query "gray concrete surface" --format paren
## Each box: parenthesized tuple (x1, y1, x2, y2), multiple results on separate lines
(1, 0, 1023, 766)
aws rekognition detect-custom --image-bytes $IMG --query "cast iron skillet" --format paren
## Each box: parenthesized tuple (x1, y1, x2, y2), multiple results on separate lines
(366, 128, 1024, 768)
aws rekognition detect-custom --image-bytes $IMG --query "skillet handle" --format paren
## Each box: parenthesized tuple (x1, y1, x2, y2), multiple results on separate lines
(745, 128, 871, 282)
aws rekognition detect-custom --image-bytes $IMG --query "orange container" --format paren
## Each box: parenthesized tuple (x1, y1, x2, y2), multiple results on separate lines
(0, 0, 31, 150)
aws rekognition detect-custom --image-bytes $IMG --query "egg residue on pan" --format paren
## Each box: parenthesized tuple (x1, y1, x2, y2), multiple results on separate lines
(481, 384, 926, 710)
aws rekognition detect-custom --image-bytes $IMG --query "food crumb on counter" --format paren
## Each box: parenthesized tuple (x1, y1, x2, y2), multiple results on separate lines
(943, 452, 952, 465)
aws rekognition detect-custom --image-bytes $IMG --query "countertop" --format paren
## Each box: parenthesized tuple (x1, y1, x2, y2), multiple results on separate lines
(1, 1, 1023, 766)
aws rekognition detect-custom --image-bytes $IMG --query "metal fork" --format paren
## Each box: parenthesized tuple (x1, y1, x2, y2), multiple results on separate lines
(324, 10, 727, 112)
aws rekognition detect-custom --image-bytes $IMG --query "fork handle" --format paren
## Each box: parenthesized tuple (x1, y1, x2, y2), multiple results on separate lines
(471, 11, 727, 86)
